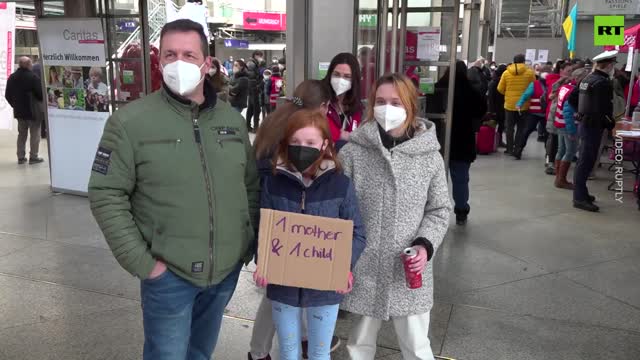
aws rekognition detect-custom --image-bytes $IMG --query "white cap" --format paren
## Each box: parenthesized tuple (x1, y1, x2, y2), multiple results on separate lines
(593, 50, 618, 63)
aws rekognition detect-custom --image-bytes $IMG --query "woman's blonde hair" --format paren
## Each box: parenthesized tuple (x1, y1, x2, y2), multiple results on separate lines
(366, 73, 420, 134)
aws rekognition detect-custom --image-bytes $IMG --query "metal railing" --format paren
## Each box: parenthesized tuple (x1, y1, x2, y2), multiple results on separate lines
(116, 0, 179, 56)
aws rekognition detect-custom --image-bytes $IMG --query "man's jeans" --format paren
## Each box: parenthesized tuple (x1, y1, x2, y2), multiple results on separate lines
(17, 119, 41, 160)
(141, 264, 242, 360)
(449, 161, 471, 212)
(516, 113, 546, 152)
(505, 110, 525, 153)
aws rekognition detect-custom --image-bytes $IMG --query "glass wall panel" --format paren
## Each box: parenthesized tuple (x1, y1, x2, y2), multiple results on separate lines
(355, 1, 379, 101)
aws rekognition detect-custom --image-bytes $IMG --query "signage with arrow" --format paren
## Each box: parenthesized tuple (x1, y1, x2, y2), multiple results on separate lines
(242, 11, 286, 31)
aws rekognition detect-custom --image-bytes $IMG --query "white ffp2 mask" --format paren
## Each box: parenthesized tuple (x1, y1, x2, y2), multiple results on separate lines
(331, 77, 352, 96)
(374, 105, 407, 132)
(162, 60, 205, 96)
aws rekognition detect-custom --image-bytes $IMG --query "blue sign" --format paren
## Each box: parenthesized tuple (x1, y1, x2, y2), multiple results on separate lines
(224, 39, 249, 48)
(118, 20, 138, 32)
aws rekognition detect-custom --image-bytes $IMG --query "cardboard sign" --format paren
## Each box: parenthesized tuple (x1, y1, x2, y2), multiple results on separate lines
(257, 209, 353, 291)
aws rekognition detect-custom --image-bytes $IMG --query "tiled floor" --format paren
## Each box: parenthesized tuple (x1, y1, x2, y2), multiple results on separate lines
(1, 128, 639, 360)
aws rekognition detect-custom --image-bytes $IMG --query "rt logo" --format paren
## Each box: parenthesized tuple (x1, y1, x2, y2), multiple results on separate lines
(594, 16, 624, 46)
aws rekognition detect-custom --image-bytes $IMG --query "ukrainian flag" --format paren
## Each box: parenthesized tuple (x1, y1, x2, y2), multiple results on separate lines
(563, 4, 577, 59)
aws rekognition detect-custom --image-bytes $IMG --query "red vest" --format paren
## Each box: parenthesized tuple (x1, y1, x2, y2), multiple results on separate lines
(327, 103, 362, 142)
(269, 76, 283, 107)
(529, 81, 544, 114)
(554, 83, 574, 129)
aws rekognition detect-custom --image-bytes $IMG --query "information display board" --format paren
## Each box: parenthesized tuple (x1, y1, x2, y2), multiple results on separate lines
(37, 18, 109, 194)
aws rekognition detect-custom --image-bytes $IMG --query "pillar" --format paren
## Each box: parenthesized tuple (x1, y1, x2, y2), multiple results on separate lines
(285, 0, 355, 93)
(307, 0, 354, 79)
(460, 0, 480, 62)
(285, 0, 308, 94)
(478, 0, 492, 59)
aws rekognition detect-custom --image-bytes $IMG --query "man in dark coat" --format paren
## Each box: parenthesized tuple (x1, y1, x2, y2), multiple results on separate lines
(245, 51, 266, 132)
(436, 60, 487, 225)
(4, 57, 44, 164)
(468, 58, 490, 98)
(572, 51, 617, 212)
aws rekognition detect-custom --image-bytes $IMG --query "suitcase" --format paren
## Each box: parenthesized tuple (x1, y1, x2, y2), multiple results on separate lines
(476, 125, 497, 155)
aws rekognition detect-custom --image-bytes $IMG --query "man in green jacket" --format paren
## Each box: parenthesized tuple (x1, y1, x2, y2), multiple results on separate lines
(88, 19, 259, 360)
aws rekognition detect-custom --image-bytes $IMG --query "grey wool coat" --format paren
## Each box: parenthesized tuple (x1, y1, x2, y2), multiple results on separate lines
(338, 119, 451, 320)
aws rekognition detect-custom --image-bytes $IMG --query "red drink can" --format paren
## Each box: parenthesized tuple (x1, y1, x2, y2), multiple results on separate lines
(402, 247, 422, 289)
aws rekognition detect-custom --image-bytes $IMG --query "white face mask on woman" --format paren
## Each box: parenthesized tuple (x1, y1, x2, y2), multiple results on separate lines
(208, 67, 217, 77)
(162, 60, 205, 96)
(374, 105, 407, 132)
(331, 77, 352, 96)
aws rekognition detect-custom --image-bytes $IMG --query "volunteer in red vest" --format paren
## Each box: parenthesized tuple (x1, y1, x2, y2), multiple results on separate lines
(268, 66, 284, 112)
(553, 68, 589, 189)
(513, 78, 546, 159)
(322, 53, 363, 151)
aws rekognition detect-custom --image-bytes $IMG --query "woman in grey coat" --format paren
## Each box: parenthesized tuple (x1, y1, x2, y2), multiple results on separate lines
(339, 74, 451, 360)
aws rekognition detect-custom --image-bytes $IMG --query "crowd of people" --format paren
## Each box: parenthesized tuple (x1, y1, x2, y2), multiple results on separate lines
(85, 17, 640, 359)
(476, 50, 634, 213)
(0, 10, 615, 360)
(206, 50, 287, 133)
(88, 19, 450, 360)
(3, 7, 637, 358)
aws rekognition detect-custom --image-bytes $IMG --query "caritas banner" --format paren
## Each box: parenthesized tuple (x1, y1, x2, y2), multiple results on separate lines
(37, 18, 110, 194)
(37, 18, 106, 67)
(0, 2, 16, 130)
(243, 11, 286, 32)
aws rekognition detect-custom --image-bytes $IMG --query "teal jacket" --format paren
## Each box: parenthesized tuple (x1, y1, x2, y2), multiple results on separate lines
(88, 83, 260, 287)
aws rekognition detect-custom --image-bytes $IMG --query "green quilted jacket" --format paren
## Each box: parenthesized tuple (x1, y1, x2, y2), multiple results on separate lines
(88, 84, 259, 287)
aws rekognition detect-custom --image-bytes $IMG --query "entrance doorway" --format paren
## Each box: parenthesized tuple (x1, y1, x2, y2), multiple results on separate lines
(354, 0, 462, 164)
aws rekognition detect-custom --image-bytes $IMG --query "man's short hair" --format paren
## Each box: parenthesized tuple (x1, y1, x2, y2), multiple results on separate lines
(252, 51, 264, 59)
(18, 56, 32, 69)
(513, 54, 526, 64)
(160, 19, 209, 57)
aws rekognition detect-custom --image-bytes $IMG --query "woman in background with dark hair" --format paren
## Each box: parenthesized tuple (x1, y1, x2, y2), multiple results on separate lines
(321, 53, 363, 150)
(208, 57, 229, 100)
(436, 60, 487, 225)
(229, 59, 249, 113)
(488, 64, 508, 147)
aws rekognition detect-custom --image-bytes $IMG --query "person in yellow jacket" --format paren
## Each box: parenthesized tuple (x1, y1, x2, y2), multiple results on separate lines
(497, 54, 535, 155)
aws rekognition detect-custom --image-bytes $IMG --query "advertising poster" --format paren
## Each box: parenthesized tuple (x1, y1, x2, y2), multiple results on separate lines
(419, 77, 435, 95)
(537, 49, 549, 64)
(38, 18, 109, 194)
(525, 49, 537, 64)
(417, 27, 441, 61)
(317, 62, 330, 80)
(0, 2, 16, 130)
